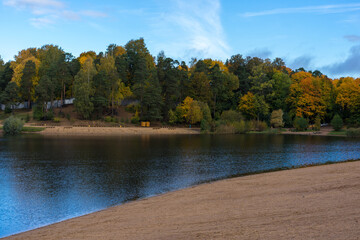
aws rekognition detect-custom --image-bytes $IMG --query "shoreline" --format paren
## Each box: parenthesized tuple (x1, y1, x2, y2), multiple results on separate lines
(38, 126, 201, 136)
(5, 160, 360, 240)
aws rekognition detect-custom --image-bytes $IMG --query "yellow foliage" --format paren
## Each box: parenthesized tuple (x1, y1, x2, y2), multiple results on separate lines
(11, 56, 41, 87)
(203, 59, 228, 72)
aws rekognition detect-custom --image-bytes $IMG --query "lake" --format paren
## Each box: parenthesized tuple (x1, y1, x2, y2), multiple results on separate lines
(1, 134, 359, 237)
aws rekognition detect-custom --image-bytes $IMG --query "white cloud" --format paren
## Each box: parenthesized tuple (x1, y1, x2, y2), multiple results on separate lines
(30, 16, 56, 28)
(80, 10, 108, 18)
(2, 0, 108, 28)
(344, 35, 360, 42)
(157, 0, 229, 60)
(241, 3, 360, 17)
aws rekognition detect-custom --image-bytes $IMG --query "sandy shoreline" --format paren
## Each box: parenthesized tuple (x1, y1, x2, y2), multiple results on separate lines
(5, 161, 360, 240)
(37, 126, 200, 136)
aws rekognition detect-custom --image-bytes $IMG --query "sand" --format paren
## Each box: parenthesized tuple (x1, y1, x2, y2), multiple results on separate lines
(5, 161, 360, 240)
(38, 126, 200, 136)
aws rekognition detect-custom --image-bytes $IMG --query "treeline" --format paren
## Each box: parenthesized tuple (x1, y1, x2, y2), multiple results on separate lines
(1, 38, 360, 128)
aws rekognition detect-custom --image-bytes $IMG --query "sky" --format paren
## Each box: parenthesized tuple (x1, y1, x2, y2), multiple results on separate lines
(0, 0, 360, 78)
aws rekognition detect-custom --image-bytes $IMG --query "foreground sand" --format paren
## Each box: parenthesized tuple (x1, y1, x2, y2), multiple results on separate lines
(39, 126, 200, 136)
(6, 161, 360, 240)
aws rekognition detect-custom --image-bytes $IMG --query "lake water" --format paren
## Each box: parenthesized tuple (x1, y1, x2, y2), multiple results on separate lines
(1, 134, 360, 237)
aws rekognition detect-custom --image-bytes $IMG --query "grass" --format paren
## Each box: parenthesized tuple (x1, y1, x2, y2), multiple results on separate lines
(328, 130, 347, 136)
(248, 128, 287, 134)
(22, 127, 46, 132)
(0, 126, 45, 132)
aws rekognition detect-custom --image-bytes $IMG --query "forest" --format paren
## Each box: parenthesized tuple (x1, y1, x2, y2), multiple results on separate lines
(0, 38, 360, 131)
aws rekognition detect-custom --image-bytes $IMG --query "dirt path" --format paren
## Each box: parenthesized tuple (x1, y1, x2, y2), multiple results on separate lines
(6, 161, 360, 240)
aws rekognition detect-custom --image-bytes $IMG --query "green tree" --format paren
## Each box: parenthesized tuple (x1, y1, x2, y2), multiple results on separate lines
(142, 70, 162, 121)
(156, 52, 181, 120)
(0, 82, 20, 109)
(293, 117, 309, 131)
(331, 114, 343, 131)
(20, 60, 36, 108)
(73, 58, 97, 119)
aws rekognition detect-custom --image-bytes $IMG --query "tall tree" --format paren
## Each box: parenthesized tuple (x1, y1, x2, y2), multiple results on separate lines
(20, 60, 36, 108)
(73, 57, 97, 119)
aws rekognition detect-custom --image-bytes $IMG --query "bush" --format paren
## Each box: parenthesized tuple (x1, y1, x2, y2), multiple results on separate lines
(293, 117, 309, 131)
(270, 109, 284, 128)
(232, 120, 248, 134)
(3, 116, 24, 136)
(246, 120, 256, 131)
(53, 117, 61, 123)
(33, 105, 43, 120)
(256, 121, 268, 131)
(346, 128, 360, 137)
(200, 119, 210, 132)
(216, 124, 235, 134)
(331, 114, 343, 131)
(220, 110, 243, 124)
(313, 115, 321, 131)
(104, 116, 112, 122)
(131, 111, 140, 124)
(44, 110, 54, 121)
(66, 114, 71, 121)
(25, 114, 30, 123)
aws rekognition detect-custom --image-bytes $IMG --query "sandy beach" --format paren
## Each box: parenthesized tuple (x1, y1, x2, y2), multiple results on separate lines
(5, 161, 360, 240)
(38, 126, 200, 136)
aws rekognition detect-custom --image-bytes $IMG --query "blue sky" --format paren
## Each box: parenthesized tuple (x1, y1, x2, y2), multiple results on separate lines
(0, 0, 360, 78)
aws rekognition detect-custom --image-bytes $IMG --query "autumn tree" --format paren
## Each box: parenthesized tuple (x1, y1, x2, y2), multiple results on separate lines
(238, 92, 269, 121)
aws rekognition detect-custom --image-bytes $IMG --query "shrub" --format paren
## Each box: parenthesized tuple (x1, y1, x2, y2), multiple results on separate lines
(293, 117, 309, 131)
(131, 111, 140, 124)
(25, 114, 30, 123)
(44, 110, 54, 121)
(66, 114, 71, 121)
(331, 114, 343, 131)
(104, 116, 112, 122)
(33, 105, 43, 120)
(200, 119, 210, 132)
(246, 120, 256, 131)
(270, 109, 284, 128)
(313, 115, 321, 131)
(220, 110, 243, 124)
(3, 116, 24, 136)
(53, 117, 61, 123)
(216, 124, 235, 134)
(256, 121, 268, 131)
(346, 128, 360, 137)
(232, 120, 248, 134)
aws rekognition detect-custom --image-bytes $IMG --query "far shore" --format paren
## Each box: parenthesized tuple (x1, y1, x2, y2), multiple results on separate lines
(38, 125, 201, 136)
(5, 161, 360, 240)
(0, 124, 347, 137)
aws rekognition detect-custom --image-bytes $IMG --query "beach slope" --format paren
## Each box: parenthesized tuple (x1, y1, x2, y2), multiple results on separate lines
(6, 161, 360, 240)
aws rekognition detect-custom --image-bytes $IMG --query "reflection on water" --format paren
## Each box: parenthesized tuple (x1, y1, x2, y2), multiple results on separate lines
(0, 134, 359, 237)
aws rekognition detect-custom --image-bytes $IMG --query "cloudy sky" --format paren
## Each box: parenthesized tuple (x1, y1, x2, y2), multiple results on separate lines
(0, 0, 359, 78)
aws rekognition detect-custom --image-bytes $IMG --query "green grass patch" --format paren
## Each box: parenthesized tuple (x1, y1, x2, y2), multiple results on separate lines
(22, 126, 46, 132)
(328, 130, 346, 136)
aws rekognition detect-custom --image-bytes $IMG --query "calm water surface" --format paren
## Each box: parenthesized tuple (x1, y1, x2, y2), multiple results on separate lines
(0, 134, 359, 237)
